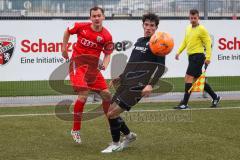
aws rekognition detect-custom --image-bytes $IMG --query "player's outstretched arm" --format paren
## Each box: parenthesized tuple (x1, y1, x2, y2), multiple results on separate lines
(62, 30, 70, 59)
(99, 54, 111, 70)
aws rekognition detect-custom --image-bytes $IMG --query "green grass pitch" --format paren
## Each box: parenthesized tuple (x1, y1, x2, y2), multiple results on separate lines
(0, 100, 240, 160)
(0, 76, 239, 97)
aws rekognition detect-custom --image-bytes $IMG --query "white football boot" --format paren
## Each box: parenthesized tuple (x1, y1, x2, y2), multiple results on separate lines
(71, 130, 81, 144)
(101, 142, 123, 153)
(121, 132, 137, 148)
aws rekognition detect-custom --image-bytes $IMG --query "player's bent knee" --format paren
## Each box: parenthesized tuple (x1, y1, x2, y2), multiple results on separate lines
(77, 96, 87, 102)
(185, 74, 194, 83)
(107, 111, 118, 119)
(107, 112, 113, 119)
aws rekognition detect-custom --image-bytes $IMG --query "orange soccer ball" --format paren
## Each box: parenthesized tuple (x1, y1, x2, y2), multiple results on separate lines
(149, 32, 174, 56)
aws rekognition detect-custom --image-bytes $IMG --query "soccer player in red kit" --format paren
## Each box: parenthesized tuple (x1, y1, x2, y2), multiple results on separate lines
(61, 6, 113, 144)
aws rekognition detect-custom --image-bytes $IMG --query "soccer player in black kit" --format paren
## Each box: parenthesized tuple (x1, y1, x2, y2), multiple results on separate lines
(102, 13, 166, 153)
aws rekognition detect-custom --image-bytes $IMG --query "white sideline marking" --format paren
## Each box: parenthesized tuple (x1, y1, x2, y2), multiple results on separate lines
(0, 107, 240, 118)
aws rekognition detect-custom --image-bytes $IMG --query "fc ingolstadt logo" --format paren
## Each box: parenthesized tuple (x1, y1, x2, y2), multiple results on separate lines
(0, 35, 16, 66)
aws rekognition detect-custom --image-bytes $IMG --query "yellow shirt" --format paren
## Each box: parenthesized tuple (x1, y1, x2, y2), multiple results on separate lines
(177, 24, 212, 61)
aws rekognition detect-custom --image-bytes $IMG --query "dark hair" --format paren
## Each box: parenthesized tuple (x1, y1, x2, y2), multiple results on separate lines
(142, 13, 159, 26)
(90, 6, 104, 16)
(189, 9, 199, 15)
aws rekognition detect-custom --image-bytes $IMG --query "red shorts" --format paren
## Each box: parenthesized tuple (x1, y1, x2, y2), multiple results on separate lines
(69, 54, 108, 92)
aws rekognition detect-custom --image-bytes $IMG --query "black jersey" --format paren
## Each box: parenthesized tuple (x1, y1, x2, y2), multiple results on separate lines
(128, 37, 165, 65)
(119, 36, 166, 87)
(113, 37, 167, 111)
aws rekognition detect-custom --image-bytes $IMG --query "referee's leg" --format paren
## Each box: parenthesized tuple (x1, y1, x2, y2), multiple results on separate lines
(204, 82, 221, 107)
(179, 74, 195, 107)
(175, 70, 196, 109)
(175, 54, 204, 109)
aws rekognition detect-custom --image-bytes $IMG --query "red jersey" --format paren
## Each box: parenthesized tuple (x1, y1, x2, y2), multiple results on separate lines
(68, 22, 113, 58)
(0, 54, 3, 65)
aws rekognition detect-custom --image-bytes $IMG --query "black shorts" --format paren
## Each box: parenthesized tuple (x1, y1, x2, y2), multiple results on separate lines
(111, 61, 165, 111)
(186, 53, 205, 78)
(111, 84, 144, 111)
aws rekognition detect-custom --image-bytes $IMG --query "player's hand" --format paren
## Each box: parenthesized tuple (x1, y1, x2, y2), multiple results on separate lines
(175, 54, 180, 60)
(98, 64, 106, 70)
(62, 48, 69, 59)
(142, 85, 153, 97)
(205, 60, 210, 65)
(109, 77, 120, 88)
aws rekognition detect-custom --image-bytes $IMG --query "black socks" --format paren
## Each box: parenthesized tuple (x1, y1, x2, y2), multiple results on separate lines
(118, 117, 130, 135)
(204, 83, 217, 99)
(109, 118, 121, 142)
(181, 83, 192, 105)
(109, 117, 130, 142)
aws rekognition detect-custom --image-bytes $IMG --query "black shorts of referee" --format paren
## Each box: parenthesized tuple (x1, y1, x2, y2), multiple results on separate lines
(186, 53, 205, 78)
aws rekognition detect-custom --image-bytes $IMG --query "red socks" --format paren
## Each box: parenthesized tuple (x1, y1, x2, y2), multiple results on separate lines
(73, 100, 110, 131)
(72, 100, 86, 131)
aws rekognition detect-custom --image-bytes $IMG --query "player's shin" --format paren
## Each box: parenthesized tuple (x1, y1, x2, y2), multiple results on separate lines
(73, 99, 86, 131)
(182, 83, 192, 105)
(118, 117, 130, 135)
(204, 83, 217, 99)
(109, 118, 121, 143)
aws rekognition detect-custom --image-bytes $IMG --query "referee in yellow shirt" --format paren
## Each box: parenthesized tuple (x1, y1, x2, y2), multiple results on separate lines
(175, 9, 221, 109)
